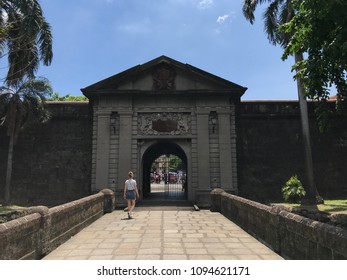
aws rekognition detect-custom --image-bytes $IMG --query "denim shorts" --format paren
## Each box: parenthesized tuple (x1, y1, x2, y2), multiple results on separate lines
(126, 190, 136, 200)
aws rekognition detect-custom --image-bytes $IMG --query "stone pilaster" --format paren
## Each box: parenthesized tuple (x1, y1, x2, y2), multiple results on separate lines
(118, 111, 133, 185)
(196, 111, 210, 191)
(218, 111, 234, 191)
(94, 111, 111, 191)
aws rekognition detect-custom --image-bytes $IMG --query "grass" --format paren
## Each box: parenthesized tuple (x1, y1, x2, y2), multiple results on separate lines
(318, 200, 347, 213)
(0, 204, 26, 213)
(0, 204, 27, 223)
(271, 199, 347, 213)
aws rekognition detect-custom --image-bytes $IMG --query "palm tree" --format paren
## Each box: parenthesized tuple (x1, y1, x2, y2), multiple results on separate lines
(0, 0, 53, 86)
(242, 0, 320, 204)
(0, 78, 52, 204)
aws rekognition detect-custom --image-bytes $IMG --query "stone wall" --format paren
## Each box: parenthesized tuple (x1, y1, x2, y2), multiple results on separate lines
(237, 101, 347, 202)
(1, 100, 346, 206)
(211, 189, 347, 259)
(0, 189, 114, 260)
(0, 102, 92, 206)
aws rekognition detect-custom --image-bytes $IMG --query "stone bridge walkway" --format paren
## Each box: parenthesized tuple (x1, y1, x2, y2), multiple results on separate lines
(43, 208, 283, 260)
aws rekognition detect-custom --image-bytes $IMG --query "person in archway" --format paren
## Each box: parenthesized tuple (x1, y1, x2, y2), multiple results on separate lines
(123, 171, 139, 219)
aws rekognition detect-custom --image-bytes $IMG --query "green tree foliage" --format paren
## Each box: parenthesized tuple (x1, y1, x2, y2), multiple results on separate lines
(0, 0, 53, 86)
(169, 155, 185, 172)
(0, 78, 53, 204)
(281, 0, 347, 129)
(49, 93, 88, 101)
(282, 175, 306, 203)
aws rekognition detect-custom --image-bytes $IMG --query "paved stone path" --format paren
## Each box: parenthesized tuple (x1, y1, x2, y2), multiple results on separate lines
(43, 209, 283, 260)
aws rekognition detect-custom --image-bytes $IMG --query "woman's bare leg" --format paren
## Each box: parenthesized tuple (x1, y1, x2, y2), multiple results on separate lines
(130, 200, 135, 212)
(127, 200, 132, 218)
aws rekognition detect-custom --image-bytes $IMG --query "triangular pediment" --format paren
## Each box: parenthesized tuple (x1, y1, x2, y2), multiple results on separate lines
(81, 56, 247, 98)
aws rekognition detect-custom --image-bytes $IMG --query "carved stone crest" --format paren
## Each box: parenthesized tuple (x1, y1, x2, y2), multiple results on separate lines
(152, 63, 176, 90)
(138, 113, 191, 135)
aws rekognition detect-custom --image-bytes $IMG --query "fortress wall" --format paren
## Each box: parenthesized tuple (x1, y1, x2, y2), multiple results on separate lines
(237, 101, 347, 201)
(1, 100, 346, 205)
(0, 102, 93, 206)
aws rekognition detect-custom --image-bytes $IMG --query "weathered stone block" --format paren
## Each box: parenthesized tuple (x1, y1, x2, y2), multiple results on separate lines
(100, 188, 115, 213)
(211, 190, 347, 259)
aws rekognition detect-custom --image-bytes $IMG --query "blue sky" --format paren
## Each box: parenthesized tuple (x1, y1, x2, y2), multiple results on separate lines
(35, 0, 299, 100)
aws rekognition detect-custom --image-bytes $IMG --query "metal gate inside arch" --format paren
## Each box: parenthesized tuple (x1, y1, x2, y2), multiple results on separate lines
(142, 141, 188, 201)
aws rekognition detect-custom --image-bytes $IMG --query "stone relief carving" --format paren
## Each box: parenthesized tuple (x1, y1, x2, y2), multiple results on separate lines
(138, 113, 191, 135)
(152, 63, 176, 90)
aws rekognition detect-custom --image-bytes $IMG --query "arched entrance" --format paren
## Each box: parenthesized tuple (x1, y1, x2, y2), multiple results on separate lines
(142, 141, 188, 202)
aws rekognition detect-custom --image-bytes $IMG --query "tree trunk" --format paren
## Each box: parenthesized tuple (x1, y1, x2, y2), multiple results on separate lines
(4, 98, 18, 205)
(295, 52, 321, 205)
(4, 132, 14, 205)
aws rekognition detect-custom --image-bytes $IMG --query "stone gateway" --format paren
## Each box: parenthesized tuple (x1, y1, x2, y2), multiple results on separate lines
(81, 56, 247, 206)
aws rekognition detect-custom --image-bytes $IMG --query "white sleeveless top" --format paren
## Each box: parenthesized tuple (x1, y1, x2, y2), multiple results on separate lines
(125, 179, 136, 190)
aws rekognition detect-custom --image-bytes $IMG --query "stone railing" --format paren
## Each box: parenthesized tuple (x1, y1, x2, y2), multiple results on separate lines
(211, 189, 347, 259)
(0, 189, 114, 260)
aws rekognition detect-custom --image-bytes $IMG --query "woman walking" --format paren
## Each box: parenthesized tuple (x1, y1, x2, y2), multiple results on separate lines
(123, 171, 139, 219)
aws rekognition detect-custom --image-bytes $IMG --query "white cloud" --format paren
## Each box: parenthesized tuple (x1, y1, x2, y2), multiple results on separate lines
(217, 14, 229, 24)
(118, 18, 151, 35)
(199, 0, 213, 9)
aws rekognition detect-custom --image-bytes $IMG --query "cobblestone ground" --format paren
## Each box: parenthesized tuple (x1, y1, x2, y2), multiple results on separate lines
(43, 209, 283, 260)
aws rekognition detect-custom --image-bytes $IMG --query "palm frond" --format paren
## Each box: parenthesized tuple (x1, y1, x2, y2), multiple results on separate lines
(243, 0, 276, 24)
(1, 0, 53, 86)
(279, 1, 294, 24)
(0, 77, 52, 137)
(243, 0, 294, 47)
(243, 0, 257, 23)
(263, 1, 281, 45)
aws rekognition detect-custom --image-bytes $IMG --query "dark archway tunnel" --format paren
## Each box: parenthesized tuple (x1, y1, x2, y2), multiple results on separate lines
(142, 141, 188, 201)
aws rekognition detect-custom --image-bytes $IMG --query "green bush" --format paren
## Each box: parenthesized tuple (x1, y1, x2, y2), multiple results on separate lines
(282, 175, 306, 203)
